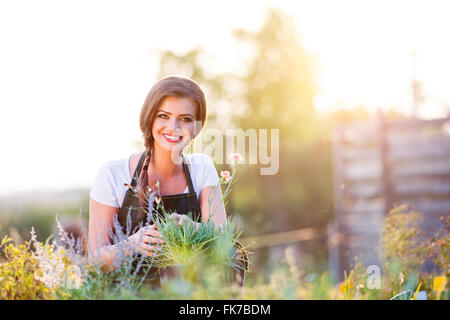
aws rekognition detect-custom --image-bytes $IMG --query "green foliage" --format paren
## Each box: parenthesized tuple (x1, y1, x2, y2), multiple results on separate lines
(428, 215, 450, 274)
(380, 205, 430, 296)
(230, 7, 329, 237)
(0, 205, 55, 243)
(0, 235, 55, 300)
(0, 194, 89, 244)
(380, 205, 428, 270)
(232, 8, 319, 142)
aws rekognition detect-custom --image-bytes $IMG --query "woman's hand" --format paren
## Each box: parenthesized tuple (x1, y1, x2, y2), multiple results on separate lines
(168, 212, 200, 230)
(126, 224, 164, 257)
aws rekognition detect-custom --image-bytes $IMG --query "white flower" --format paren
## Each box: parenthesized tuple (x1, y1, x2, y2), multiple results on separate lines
(220, 170, 232, 183)
(229, 153, 243, 164)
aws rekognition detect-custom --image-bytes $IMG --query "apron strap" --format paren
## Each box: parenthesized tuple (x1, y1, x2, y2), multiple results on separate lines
(132, 151, 195, 194)
(131, 150, 147, 187)
(182, 154, 196, 194)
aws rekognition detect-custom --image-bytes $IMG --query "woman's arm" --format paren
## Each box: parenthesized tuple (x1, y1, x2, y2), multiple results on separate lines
(199, 185, 227, 227)
(88, 199, 163, 272)
(88, 199, 123, 271)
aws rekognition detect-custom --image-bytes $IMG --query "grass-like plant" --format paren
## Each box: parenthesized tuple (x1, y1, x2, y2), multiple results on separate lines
(148, 209, 247, 284)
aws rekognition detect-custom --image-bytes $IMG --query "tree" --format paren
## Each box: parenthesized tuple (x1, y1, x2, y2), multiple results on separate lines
(231, 7, 331, 234)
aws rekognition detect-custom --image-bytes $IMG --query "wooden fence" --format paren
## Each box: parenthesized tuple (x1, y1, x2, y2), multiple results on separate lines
(328, 113, 450, 281)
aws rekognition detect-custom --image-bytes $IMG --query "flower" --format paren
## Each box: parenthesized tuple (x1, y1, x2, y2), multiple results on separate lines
(30, 229, 68, 290)
(220, 170, 232, 183)
(124, 183, 137, 193)
(229, 153, 243, 164)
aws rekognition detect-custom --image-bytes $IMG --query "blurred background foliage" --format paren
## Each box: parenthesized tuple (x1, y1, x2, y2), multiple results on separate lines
(0, 194, 89, 262)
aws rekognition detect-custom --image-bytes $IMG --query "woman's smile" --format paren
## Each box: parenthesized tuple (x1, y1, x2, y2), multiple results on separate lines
(162, 133, 182, 143)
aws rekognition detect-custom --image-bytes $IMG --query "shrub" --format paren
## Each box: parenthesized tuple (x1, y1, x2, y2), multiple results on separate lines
(0, 235, 55, 300)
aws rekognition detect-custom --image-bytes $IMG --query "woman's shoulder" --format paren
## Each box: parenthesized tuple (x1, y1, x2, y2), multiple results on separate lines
(95, 156, 130, 185)
(90, 156, 129, 208)
(184, 153, 219, 188)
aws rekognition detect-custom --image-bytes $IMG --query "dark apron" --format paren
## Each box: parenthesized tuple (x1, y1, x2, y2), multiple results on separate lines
(117, 150, 201, 236)
(115, 151, 247, 287)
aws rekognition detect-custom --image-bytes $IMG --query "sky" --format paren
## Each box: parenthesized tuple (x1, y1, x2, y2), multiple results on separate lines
(0, 0, 449, 196)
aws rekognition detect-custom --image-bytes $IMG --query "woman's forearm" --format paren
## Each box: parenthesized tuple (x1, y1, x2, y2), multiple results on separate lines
(88, 240, 132, 272)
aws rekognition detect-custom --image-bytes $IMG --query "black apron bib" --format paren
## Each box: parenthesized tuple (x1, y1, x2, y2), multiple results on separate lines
(117, 150, 201, 236)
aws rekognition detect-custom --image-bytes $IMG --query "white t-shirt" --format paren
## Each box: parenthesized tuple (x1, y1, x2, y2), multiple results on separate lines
(89, 153, 220, 210)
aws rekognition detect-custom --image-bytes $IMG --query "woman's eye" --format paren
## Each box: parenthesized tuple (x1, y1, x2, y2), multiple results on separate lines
(158, 114, 192, 122)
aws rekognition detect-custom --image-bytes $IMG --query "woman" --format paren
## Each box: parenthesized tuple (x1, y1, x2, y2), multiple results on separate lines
(88, 76, 227, 274)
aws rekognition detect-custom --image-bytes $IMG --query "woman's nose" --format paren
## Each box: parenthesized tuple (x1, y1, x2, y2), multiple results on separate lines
(167, 119, 180, 131)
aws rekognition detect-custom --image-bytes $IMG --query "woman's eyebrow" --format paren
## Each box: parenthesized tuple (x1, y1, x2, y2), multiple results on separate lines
(159, 110, 194, 117)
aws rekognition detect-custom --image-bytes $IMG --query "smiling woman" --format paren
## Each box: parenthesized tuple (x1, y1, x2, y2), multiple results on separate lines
(88, 76, 227, 281)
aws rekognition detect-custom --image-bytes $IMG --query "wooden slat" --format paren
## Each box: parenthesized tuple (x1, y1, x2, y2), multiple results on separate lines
(347, 233, 381, 245)
(391, 160, 450, 177)
(344, 211, 384, 234)
(345, 182, 382, 198)
(341, 121, 379, 146)
(343, 197, 385, 213)
(388, 141, 450, 160)
(387, 117, 450, 130)
(406, 200, 450, 214)
(344, 160, 382, 180)
(388, 134, 449, 147)
(343, 209, 384, 216)
(393, 180, 450, 196)
(342, 147, 379, 160)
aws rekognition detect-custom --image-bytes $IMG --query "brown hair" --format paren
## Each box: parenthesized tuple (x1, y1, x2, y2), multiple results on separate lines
(137, 76, 207, 209)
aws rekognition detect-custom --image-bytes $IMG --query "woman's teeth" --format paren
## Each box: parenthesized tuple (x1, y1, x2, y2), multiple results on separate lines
(163, 134, 181, 142)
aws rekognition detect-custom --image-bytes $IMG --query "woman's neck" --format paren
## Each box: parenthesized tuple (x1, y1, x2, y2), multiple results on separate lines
(149, 146, 183, 178)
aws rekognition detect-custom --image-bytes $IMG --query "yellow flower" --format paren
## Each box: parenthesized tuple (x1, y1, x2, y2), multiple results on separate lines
(433, 276, 447, 292)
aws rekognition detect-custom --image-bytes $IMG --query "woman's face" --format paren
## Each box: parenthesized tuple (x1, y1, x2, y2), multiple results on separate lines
(152, 96, 197, 153)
